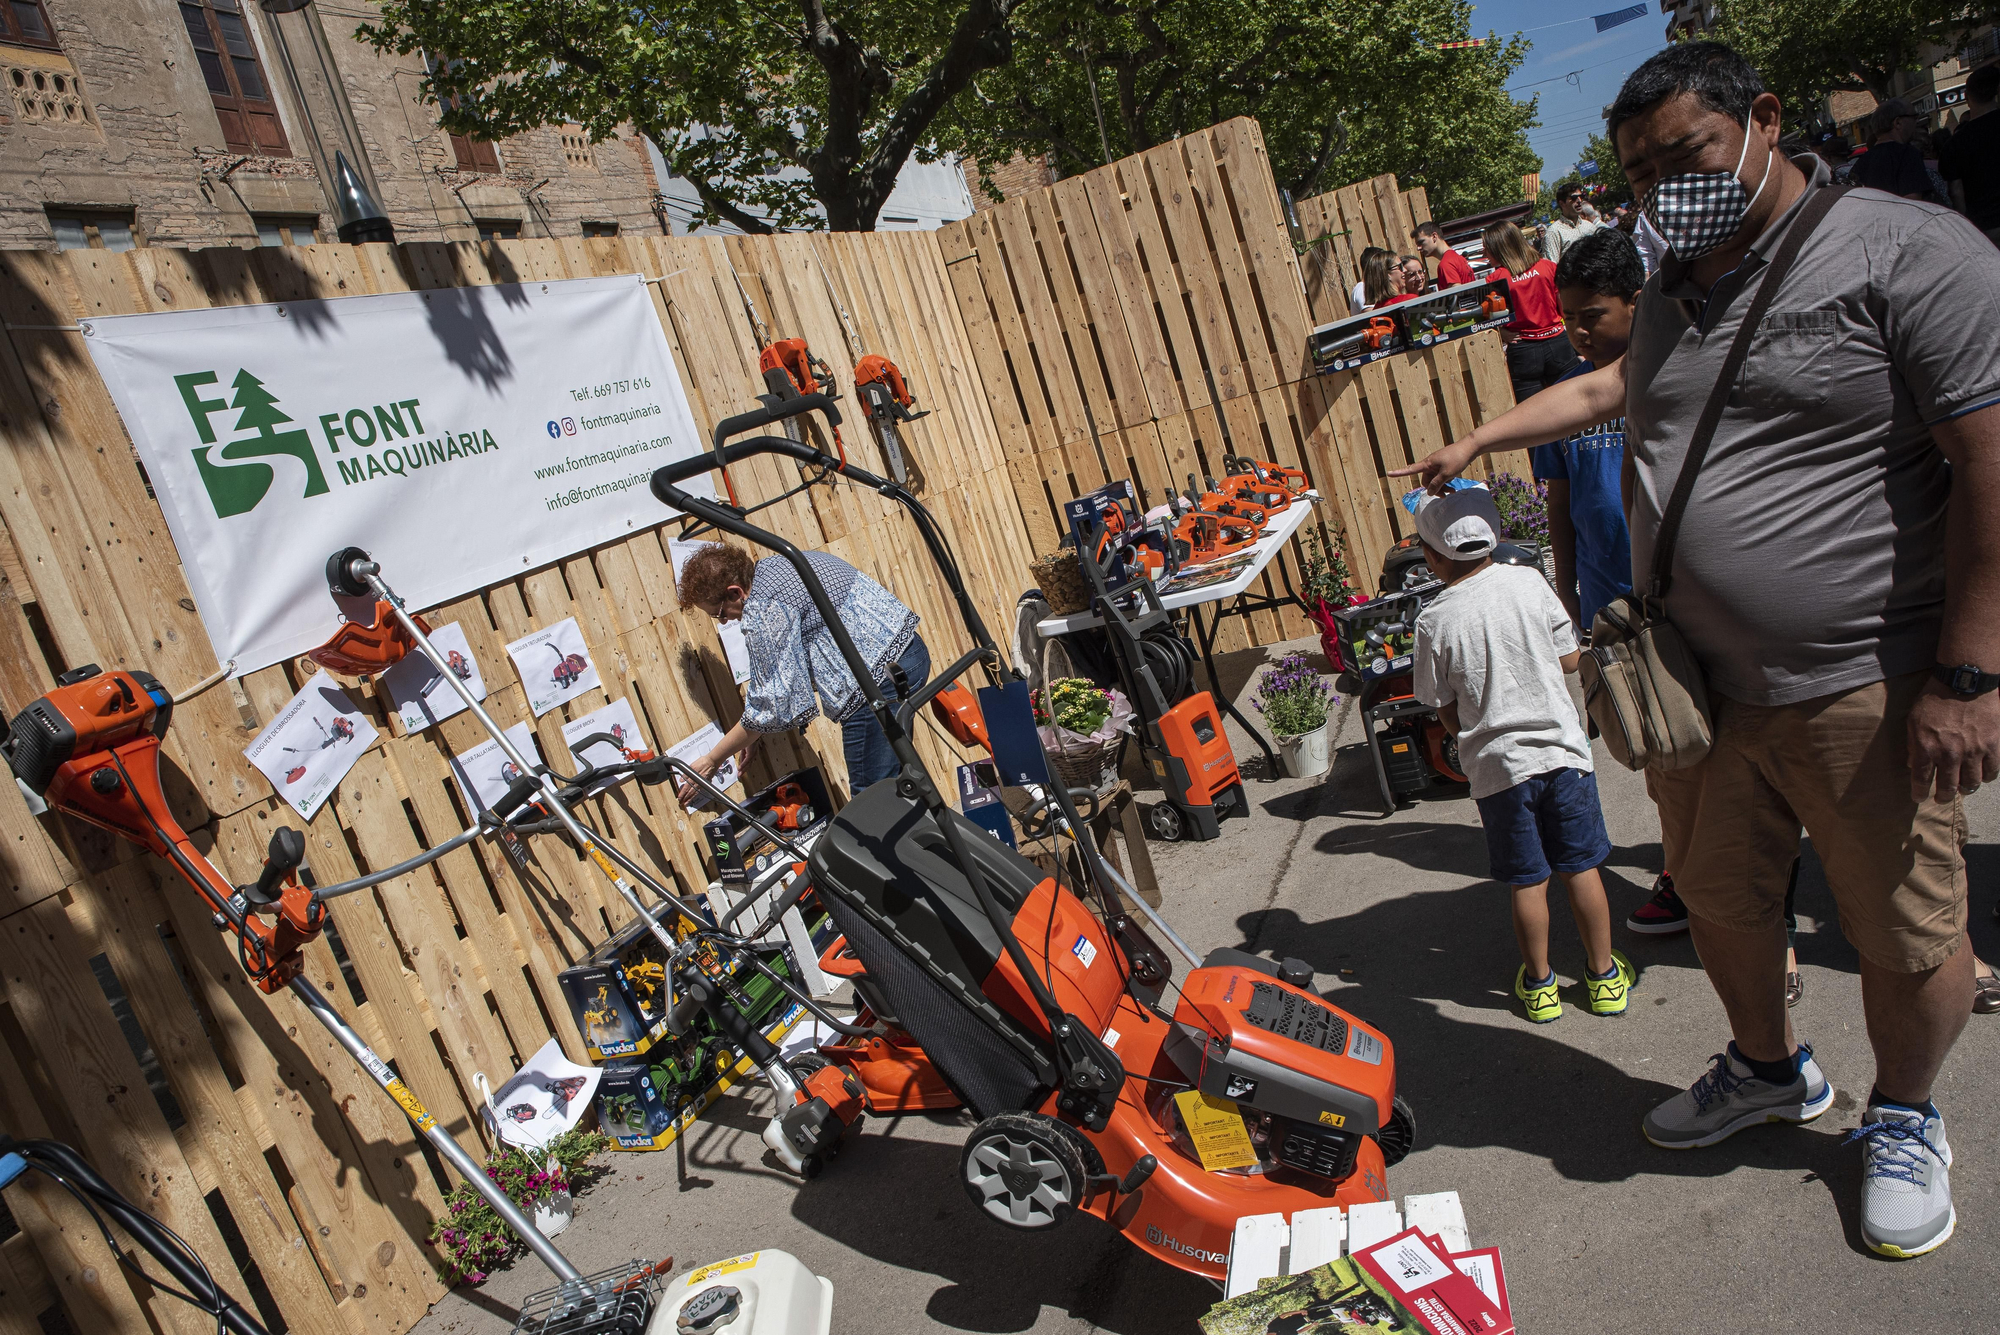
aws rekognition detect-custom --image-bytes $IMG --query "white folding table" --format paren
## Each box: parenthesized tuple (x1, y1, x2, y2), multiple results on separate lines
(1035, 494, 1322, 775)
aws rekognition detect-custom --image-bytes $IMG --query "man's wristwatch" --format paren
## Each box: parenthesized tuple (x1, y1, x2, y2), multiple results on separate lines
(1935, 663, 2000, 699)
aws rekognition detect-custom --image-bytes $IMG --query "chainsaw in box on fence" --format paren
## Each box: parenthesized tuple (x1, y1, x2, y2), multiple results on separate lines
(702, 766, 834, 887)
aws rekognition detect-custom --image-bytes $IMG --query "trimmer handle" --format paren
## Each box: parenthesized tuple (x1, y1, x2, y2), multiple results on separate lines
(665, 977, 710, 1036)
(491, 771, 543, 820)
(245, 828, 305, 907)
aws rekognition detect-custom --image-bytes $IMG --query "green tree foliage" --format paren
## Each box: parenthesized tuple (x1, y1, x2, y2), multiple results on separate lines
(357, 0, 1026, 232)
(1707, 0, 1989, 114)
(938, 0, 1542, 220)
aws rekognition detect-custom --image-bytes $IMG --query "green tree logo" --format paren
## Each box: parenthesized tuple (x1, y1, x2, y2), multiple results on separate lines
(184, 369, 329, 518)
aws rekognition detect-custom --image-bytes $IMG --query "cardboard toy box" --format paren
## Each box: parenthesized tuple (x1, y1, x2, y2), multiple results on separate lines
(596, 994, 807, 1152)
(557, 904, 703, 1061)
(702, 766, 834, 887)
(1330, 588, 1433, 682)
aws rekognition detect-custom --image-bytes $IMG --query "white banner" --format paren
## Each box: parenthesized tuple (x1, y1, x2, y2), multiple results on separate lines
(80, 275, 712, 674)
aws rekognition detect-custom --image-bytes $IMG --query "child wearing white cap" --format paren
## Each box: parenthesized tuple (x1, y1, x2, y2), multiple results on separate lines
(1408, 485, 1634, 1022)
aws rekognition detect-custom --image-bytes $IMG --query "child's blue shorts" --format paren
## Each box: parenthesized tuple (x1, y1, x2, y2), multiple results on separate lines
(1473, 766, 1611, 886)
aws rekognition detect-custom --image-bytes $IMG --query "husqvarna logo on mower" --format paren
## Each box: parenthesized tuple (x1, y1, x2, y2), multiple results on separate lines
(1146, 1225, 1227, 1265)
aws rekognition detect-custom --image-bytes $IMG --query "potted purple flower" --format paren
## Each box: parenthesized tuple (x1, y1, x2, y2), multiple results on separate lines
(1253, 652, 1338, 779)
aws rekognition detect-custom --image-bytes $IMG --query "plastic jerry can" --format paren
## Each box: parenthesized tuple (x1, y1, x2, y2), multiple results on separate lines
(651, 1250, 832, 1335)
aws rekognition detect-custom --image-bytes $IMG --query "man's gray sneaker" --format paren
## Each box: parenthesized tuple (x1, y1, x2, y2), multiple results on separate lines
(1642, 1042, 1834, 1149)
(1850, 1103, 1954, 1258)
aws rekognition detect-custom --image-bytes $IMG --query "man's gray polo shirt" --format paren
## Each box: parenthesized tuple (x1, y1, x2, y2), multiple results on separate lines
(1625, 156, 2000, 706)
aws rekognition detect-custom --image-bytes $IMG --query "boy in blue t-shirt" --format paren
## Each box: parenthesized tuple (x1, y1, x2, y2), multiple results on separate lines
(1530, 229, 1644, 635)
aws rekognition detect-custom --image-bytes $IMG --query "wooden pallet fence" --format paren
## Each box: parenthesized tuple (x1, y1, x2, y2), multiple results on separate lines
(940, 142, 1532, 649)
(0, 223, 1031, 1335)
(938, 118, 1331, 652)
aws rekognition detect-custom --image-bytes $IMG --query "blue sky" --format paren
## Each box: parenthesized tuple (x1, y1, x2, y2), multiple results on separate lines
(1471, 1, 1671, 181)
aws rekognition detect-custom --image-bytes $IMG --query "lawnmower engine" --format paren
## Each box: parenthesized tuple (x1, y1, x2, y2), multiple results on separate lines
(1166, 952, 1400, 1187)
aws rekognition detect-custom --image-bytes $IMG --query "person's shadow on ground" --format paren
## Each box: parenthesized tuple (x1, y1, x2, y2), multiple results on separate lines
(1234, 820, 1888, 1198)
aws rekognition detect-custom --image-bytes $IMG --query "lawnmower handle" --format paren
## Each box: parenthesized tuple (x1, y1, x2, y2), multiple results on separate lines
(716, 864, 813, 934)
(709, 393, 840, 455)
(653, 431, 859, 499)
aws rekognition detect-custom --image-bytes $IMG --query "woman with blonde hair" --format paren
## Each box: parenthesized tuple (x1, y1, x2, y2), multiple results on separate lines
(1482, 220, 1577, 402)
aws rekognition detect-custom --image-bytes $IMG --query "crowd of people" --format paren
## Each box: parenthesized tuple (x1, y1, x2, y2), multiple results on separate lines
(1381, 40, 2000, 1264)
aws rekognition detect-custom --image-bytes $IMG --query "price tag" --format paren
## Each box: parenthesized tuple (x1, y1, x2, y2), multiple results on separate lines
(1172, 1091, 1258, 1171)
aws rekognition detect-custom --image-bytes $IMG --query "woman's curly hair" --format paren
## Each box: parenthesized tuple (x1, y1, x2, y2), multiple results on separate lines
(676, 543, 757, 609)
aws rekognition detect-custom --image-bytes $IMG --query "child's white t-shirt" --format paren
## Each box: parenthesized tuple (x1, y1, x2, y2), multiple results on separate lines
(1411, 563, 1591, 799)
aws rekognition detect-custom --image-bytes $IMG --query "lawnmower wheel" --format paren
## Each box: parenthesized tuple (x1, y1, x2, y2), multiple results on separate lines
(1147, 803, 1184, 842)
(960, 1112, 1088, 1230)
(1372, 1095, 1417, 1167)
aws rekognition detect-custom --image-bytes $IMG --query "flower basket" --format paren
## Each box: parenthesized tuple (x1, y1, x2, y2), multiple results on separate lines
(532, 1187, 574, 1238)
(1045, 736, 1119, 792)
(1029, 550, 1090, 615)
(1032, 677, 1131, 792)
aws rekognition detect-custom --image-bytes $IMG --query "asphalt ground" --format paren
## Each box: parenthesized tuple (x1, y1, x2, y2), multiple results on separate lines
(411, 638, 2000, 1335)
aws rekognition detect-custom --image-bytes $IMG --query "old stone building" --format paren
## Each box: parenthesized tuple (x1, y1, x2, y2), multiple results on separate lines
(0, 0, 666, 250)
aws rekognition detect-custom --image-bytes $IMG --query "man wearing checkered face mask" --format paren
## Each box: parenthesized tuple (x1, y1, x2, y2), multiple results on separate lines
(1392, 40, 2000, 1261)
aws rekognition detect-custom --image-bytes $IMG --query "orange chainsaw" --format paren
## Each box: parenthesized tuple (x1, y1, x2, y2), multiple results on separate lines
(853, 354, 929, 486)
(759, 337, 848, 466)
(1225, 455, 1310, 497)
(1173, 509, 1261, 564)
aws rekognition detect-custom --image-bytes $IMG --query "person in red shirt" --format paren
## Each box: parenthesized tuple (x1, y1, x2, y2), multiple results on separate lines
(1482, 220, 1578, 401)
(1414, 221, 1477, 286)
(1360, 249, 1413, 307)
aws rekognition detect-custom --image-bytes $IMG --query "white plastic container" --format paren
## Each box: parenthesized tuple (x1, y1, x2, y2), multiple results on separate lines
(650, 1250, 832, 1335)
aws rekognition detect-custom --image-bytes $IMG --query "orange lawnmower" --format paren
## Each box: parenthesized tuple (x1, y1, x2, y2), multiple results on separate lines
(652, 393, 1413, 1281)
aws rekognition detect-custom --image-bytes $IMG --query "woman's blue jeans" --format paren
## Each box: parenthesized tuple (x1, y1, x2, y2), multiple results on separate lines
(842, 635, 930, 792)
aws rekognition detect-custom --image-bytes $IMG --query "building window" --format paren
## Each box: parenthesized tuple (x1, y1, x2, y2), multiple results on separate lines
(581, 220, 618, 238)
(426, 54, 500, 173)
(255, 215, 317, 246)
(561, 126, 596, 170)
(48, 208, 137, 251)
(0, 0, 59, 51)
(180, 0, 288, 155)
(476, 220, 519, 241)
(450, 132, 500, 173)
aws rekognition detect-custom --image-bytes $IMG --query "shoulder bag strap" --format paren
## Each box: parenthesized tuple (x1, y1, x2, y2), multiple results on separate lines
(1647, 184, 1851, 598)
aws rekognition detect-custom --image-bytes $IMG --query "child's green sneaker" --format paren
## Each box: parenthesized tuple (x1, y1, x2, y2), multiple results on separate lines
(1586, 950, 1637, 1016)
(1515, 965, 1561, 1023)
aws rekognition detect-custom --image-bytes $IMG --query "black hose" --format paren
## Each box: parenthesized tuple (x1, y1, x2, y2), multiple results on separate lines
(7, 1140, 269, 1335)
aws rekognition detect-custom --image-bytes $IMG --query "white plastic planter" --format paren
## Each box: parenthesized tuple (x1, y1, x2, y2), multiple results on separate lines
(532, 1187, 574, 1238)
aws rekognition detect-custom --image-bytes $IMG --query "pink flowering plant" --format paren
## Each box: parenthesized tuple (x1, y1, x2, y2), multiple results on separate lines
(431, 1128, 608, 1285)
(1253, 652, 1337, 738)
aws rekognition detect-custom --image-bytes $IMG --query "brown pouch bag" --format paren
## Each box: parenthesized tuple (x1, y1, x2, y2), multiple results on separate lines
(1580, 184, 1848, 771)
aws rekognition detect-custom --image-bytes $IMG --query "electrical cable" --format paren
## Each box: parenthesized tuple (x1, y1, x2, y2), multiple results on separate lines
(1, 1141, 267, 1335)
